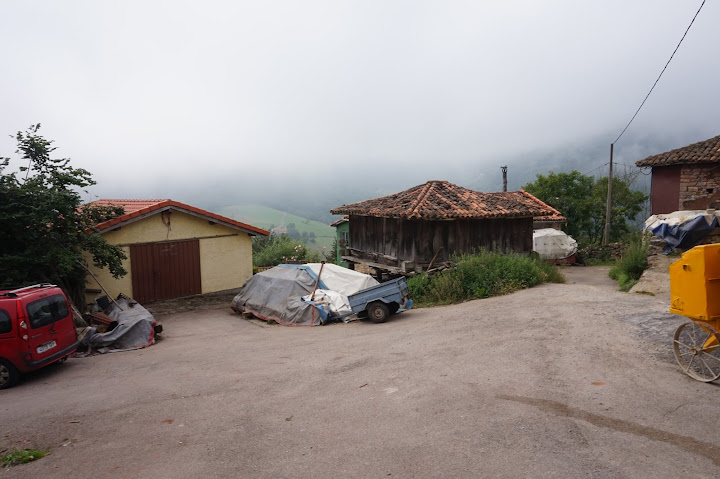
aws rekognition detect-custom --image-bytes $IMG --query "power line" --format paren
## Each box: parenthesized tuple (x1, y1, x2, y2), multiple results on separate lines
(583, 162, 609, 176)
(613, 0, 706, 144)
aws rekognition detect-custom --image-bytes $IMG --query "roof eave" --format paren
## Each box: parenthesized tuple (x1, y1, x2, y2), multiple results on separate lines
(94, 203, 269, 236)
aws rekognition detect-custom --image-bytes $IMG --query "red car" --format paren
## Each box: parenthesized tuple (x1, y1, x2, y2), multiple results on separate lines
(0, 284, 79, 389)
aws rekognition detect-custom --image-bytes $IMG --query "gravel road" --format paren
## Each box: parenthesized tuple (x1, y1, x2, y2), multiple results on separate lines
(2, 266, 719, 478)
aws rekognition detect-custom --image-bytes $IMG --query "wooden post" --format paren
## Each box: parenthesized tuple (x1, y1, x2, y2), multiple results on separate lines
(77, 261, 124, 311)
(427, 248, 444, 271)
(310, 261, 325, 301)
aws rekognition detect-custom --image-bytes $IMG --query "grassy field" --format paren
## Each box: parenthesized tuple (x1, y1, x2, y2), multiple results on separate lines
(218, 204, 335, 252)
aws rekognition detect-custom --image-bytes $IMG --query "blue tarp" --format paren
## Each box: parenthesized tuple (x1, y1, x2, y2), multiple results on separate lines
(646, 213, 719, 253)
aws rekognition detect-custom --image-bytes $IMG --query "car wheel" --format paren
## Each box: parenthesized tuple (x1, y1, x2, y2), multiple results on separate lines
(0, 359, 19, 390)
(367, 302, 389, 323)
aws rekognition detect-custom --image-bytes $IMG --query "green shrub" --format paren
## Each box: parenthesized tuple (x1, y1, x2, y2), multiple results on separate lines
(252, 234, 322, 267)
(1, 448, 50, 467)
(609, 236, 649, 291)
(408, 250, 565, 307)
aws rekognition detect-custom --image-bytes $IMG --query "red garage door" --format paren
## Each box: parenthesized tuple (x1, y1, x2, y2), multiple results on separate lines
(130, 240, 202, 303)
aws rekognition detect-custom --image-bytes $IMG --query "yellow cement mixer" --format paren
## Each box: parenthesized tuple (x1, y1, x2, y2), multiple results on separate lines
(669, 243, 720, 382)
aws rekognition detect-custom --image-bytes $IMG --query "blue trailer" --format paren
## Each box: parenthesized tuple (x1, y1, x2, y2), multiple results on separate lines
(347, 277, 413, 323)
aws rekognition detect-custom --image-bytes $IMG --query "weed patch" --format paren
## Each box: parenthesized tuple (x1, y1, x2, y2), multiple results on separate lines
(609, 237, 649, 292)
(408, 251, 564, 306)
(1, 448, 50, 467)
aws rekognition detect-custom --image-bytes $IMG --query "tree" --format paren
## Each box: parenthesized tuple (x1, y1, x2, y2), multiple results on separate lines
(285, 222, 300, 239)
(324, 238, 338, 264)
(587, 177, 647, 244)
(523, 171, 595, 241)
(252, 234, 321, 267)
(523, 170, 647, 245)
(0, 125, 127, 307)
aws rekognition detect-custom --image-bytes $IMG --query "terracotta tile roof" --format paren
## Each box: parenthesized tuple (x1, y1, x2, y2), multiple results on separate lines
(636, 134, 720, 167)
(330, 181, 555, 220)
(519, 191, 567, 222)
(88, 199, 270, 236)
(91, 199, 170, 214)
(329, 215, 349, 227)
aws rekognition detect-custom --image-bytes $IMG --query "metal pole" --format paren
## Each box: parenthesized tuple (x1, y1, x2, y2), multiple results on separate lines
(603, 143, 614, 245)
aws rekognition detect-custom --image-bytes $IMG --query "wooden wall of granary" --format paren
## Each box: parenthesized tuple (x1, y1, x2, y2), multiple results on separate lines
(349, 215, 533, 266)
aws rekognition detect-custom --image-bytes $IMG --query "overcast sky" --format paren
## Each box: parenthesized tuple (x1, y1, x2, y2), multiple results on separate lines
(1, 1, 719, 206)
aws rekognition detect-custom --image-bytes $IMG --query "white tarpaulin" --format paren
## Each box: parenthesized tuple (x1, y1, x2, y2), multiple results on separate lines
(533, 228, 578, 259)
(302, 263, 379, 295)
(645, 210, 719, 231)
(302, 289, 353, 316)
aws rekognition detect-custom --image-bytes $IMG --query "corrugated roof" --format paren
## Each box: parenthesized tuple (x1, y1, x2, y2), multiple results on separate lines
(330, 181, 555, 220)
(636, 134, 720, 167)
(88, 199, 269, 236)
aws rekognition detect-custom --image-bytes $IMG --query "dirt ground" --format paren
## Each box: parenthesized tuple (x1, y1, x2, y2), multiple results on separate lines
(142, 289, 241, 316)
(2, 266, 719, 478)
(629, 254, 676, 301)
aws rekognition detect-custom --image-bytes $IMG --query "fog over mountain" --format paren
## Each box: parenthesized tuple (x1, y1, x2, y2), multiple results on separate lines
(2, 2, 718, 225)
(87, 128, 678, 224)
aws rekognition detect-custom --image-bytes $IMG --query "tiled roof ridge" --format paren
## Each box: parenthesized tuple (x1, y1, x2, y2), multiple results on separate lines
(88, 199, 269, 236)
(636, 133, 720, 167)
(519, 189, 558, 212)
(518, 189, 566, 221)
(330, 181, 557, 220)
(95, 198, 169, 203)
(409, 181, 440, 218)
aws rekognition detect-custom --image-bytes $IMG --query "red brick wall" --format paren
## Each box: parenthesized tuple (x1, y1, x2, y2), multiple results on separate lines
(679, 164, 720, 210)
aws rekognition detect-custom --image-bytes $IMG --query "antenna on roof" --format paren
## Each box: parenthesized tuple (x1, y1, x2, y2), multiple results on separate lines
(501, 166, 508, 192)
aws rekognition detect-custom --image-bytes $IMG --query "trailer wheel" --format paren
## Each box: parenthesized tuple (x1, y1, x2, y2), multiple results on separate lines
(367, 302, 389, 323)
(673, 321, 720, 382)
(0, 359, 19, 390)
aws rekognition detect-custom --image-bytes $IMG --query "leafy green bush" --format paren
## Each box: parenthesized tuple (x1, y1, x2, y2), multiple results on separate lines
(252, 234, 322, 267)
(407, 250, 565, 306)
(608, 237, 649, 291)
(1, 125, 127, 307)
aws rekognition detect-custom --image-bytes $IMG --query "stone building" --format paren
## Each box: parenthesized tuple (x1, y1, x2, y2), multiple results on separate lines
(636, 134, 720, 214)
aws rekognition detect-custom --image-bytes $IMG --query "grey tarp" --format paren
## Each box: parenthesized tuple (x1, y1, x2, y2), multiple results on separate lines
(82, 297, 158, 351)
(230, 267, 323, 326)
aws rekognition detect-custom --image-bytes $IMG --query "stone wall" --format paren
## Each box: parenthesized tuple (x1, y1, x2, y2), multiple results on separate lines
(680, 164, 720, 210)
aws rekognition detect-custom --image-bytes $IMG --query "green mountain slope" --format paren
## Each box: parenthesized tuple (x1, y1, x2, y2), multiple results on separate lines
(219, 204, 336, 252)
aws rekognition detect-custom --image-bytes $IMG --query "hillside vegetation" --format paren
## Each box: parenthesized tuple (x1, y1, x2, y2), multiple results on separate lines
(408, 251, 565, 306)
(219, 204, 335, 252)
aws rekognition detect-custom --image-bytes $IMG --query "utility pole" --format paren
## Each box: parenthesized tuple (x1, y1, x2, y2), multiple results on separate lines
(501, 166, 508, 192)
(603, 144, 614, 245)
